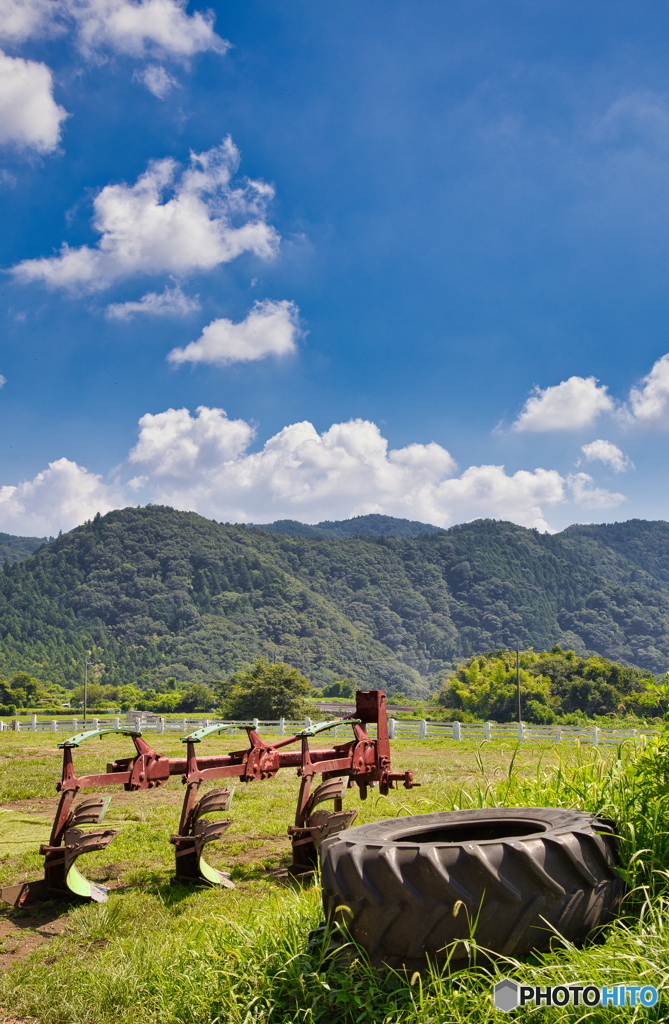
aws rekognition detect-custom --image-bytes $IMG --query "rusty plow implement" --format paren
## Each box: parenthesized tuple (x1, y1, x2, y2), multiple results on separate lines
(1, 690, 419, 907)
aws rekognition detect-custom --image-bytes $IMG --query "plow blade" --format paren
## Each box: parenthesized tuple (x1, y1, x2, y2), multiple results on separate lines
(288, 778, 358, 875)
(0, 797, 118, 908)
(171, 787, 235, 888)
(41, 827, 118, 901)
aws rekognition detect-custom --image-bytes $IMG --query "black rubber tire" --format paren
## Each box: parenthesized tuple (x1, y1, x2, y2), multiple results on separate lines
(319, 807, 625, 968)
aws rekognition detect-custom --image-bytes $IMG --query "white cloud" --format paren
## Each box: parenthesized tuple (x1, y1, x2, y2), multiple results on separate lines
(0, 50, 68, 153)
(105, 283, 199, 319)
(0, 0, 227, 59)
(512, 375, 614, 432)
(580, 439, 634, 473)
(628, 352, 669, 428)
(0, 374, 5, 387)
(70, 0, 228, 60)
(432, 465, 565, 532)
(0, 457, 122, 535)
(168, 299, 300, 367)
(125, 409, 563, 531)
(11, 138, 278, 291)
(567, 472, 626, 510)
(134, 64, 178, 98)
(128, 405, 254, 479)
(1, 412, 630, 537)
(0, 0, 60, 45)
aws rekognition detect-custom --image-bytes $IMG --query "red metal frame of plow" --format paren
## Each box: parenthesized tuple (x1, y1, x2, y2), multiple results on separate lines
(0, 690, 419, 907)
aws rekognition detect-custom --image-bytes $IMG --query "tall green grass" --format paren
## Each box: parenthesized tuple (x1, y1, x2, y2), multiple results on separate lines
(451, 739, 669, 892)
(1, 739, 668, 1023)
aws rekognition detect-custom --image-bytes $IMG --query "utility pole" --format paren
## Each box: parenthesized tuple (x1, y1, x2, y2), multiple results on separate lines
(83, 655, 92, 725)
(516, 644, 522, 724)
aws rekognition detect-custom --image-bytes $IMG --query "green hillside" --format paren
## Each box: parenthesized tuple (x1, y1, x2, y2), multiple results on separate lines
(0, 532, 47, 565)
(1, 507, 669, 696)
(255, 513, 444, 539)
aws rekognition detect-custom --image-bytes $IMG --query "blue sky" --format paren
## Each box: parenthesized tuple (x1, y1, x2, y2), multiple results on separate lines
(2, 0, 669, 536)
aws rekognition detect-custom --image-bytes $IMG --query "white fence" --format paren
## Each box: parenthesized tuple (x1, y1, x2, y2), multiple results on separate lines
(387, 719, 660, 746)
(0, 714, 660, 746)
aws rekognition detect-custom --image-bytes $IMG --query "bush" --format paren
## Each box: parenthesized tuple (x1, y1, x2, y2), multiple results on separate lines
(321, 679, 355, 698)
(177, 683, 216, 713)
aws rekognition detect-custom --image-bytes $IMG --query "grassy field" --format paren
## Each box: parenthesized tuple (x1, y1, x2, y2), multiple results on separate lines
(0, 729, 667, 1023)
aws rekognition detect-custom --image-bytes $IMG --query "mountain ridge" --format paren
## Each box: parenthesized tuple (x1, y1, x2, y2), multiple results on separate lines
(1, 508, 669, 694)
(252, 514, 445, 539)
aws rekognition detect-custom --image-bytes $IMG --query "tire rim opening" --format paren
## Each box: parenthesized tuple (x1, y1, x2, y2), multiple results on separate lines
(395, 820, 548, 843)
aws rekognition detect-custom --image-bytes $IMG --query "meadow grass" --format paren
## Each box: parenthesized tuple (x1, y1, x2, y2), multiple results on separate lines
(0, 730, 667, 1023)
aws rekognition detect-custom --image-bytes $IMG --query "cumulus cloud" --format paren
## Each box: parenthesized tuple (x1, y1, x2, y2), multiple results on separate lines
(567, 472, 626, 509)
(12, 138, 278, 291)
(628, 352, 669, 428)
(0, 50, 68, 152)
(125, 408, 564, 531)
(0, 0, 227, 59)
(1, 411, 632, 536)
(134, 64, 178, 98)
(0, 0, 60, 45)
(0, 374, 6, 387)
(512, 375, 614, 432)
(70, 0, 228, 60)
(128, 405, 254, 480)
(0, 457, 122, 534)
(580, 439, 634, 473)
(105, 283, 199, 319)
(168, 299, 300, 367)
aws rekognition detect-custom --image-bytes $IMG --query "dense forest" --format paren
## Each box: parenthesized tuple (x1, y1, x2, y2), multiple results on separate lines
(0, 532, 47, 565)
(255, 514, 444, 539)
(1, 507, 669, 698)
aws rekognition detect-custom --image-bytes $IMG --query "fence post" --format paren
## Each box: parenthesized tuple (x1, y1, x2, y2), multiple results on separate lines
(92, 717, 99, 731)
(252, 718, 259, 731)
(452, 721, 461, 741)
(593, 726, 599, 746)
(388, 717, 396, 740)
(72, 718, 78, 732)
(51, 720, 57, 732)
(484, 721, 491, 742)
(31, 714, 37, 731)
(156, 717, 165, 734)
(418, 719, 427, 740)
(279, 717, 285, 737)
(304, 717, 312, 729)
(182, 718, 187, 732)
(517, 721, 524, 742)
(114, 717, 120, 729)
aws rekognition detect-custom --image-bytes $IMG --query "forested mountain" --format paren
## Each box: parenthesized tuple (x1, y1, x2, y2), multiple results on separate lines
(1, 507, 669, 696)
(0, 532, 47, 565)
(255, 514, 444, 539)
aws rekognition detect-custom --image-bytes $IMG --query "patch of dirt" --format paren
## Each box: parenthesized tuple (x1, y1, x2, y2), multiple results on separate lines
(0, 908, 67, 972)
(0, 800, 54, 815)
(3, 786, 187, 816)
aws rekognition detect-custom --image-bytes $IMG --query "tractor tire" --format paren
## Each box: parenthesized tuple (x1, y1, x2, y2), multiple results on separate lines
(319, 807, 624, 969)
